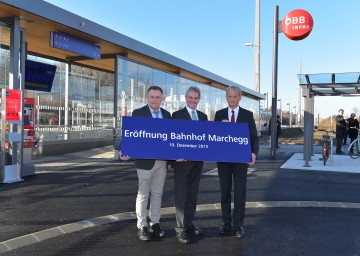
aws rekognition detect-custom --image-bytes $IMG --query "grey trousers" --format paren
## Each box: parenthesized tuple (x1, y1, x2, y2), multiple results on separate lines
(136, 160, 167, 228)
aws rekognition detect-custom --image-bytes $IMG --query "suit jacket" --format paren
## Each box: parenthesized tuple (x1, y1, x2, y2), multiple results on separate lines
(335, 115, 346, 139)
(171, 107, 208, 170)
(214, 107, 259, 158)
(132, 105, 172, 170)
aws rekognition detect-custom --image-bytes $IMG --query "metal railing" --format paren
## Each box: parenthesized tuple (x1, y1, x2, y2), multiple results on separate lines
(36, 125, 114, 141)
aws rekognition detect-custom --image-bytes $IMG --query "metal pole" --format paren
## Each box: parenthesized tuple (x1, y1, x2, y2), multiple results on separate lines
(266, 92, 269, 125)
(287, 103, 291, 127)
(293, 106, 296, 126)
(280, 99, 282, 124)
(254, 0, 261, 93)
(298, 62, 302, 127)
(270, 5, 279, 159)
(113, 55, 119, 159)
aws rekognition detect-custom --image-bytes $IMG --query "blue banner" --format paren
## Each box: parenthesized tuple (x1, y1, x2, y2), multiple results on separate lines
(121, 116, 252, 163)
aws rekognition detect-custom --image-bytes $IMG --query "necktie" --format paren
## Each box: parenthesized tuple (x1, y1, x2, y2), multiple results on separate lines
(153, 111, 159, 118)
(191, 110, 197, 120)
(231, 110, 235, 122)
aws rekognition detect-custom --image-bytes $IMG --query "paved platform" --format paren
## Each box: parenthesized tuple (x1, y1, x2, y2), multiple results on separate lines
(282, 152, 359, 173)
(1, 144, 360, 255)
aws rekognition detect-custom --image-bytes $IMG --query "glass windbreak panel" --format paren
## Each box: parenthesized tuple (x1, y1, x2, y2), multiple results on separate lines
(127, 61, 139, 114)
(114, 57, 257, 128)
(308, 74, 331, 84)
(25, 56, 65, 133)
(299, 72, 360, 85)
(0, 27, 7, 168)
(97, 79, 114, 128)
(117, 57, 128, 119)
(153, 69, 165, 89)
(297, 74, 306, 84)
(154, 69, 173, 112)
(177, 77, 188, 110)
(208, 87, 217, 120)
(37, 93, 61, 126)
(69, 73, 89, 127)
(241, 96, 260, 125)
(186, 79, 197, 88)
(165, 73, 178, 113)
(0, 26, 10, 89)
(196, 82, 209, 115)
(137, 64, 153, 96)
(335, 73, 360, 84)
(213, 88, 227, 112)
(23, 57, 115, 142)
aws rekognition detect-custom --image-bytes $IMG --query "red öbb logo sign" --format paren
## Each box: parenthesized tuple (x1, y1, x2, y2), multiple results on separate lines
(282, 9, 314, 41)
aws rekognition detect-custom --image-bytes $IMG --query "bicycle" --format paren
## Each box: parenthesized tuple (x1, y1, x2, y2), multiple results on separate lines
(348, 127, 360, 159)
(319, 130, 334, 165)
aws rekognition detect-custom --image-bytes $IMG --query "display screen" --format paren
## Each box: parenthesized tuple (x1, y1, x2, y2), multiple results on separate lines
(25, 60, 57, 92)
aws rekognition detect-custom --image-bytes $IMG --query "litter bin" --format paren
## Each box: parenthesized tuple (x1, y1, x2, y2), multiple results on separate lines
(32, 134, 44, 160)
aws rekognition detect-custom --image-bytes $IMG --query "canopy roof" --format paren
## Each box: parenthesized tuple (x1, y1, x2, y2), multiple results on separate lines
(298, 73, 360, 96)
(0, 0, 264, 99)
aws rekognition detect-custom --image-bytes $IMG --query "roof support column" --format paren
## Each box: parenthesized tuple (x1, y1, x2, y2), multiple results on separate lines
(113, 55, 120, 156)
(303, 88, 314, 167)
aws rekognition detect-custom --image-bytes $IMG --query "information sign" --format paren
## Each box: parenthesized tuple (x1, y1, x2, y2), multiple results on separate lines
(282, 9, 314, 41)
(50, 31, 101, 59)
(5, 89, 21, 121)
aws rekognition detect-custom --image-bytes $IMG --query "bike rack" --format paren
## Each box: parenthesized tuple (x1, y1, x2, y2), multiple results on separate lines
(329, 136, 334, 165)
(321, 133, 334, 166)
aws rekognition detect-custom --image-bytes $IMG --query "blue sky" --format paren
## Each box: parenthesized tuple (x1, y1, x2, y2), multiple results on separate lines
(45, 0, 360, 119)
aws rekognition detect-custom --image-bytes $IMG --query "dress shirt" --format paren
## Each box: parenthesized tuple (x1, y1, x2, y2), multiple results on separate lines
(186, 106, 198, 120)
(148, 105, 163, 118)
(228, 106, 239, 121)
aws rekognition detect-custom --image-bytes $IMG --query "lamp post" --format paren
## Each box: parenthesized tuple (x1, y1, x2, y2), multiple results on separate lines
(244, 42, 261, 93)
(244, 0, 261, 93)
(293, 105, 297, 126)
(277, 98, 282, 125)
(286, 102, 291, 127)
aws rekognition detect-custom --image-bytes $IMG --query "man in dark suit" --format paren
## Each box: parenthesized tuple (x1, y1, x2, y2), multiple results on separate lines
(171, 86, 208, 244)
(268, 115, 282, 148)
(120, 86, 171, 241)
(214, 86, 259, 238)
(335, 109, 346, 154)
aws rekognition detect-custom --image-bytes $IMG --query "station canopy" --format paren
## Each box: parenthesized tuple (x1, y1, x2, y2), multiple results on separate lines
(298, 72, 360, 96)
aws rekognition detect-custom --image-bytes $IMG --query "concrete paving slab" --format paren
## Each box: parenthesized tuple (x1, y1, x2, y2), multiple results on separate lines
(281, 152, 360, 173)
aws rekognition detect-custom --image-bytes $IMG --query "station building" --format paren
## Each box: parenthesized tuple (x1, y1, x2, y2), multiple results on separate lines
(0, 0, 264, 161)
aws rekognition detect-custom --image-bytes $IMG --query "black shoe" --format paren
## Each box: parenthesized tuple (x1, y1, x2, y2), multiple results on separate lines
(235, 226, 245, 238)
(138, 227, 152, 241)
(219, 223, 231, 235)
(176, 231, 190, 244)
(336, 151, 345, 155)
(149, 223, 165, 238)
(185, 225, 203, 236)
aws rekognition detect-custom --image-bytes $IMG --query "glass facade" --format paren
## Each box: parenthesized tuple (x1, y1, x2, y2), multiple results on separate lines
(116, 56, 259, 124)
(0, 26, 10, 89)
(1, 32, 259, 144)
